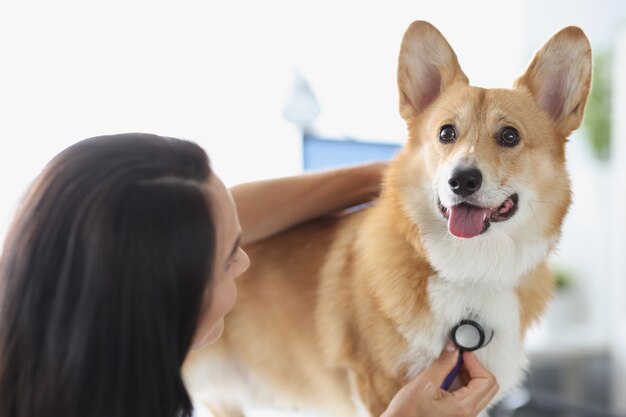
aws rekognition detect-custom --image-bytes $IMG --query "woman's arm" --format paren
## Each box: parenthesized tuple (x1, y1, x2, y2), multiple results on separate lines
(231, 162, 387, 245)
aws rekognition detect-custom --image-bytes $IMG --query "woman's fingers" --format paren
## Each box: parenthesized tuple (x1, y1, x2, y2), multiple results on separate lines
(452, 352, 499, 403)
(419, 343, 461, 387)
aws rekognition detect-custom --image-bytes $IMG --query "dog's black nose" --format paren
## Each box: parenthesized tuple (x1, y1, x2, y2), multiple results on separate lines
(448, 168, 482, 197)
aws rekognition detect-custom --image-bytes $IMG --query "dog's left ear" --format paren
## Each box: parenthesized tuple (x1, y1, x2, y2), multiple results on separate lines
(515, 27, 592, 137)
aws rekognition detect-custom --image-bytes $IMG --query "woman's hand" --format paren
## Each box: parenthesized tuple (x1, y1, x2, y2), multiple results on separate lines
(381, 344, 499, 417)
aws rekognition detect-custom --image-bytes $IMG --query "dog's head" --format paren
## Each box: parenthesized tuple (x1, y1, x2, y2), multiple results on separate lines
(390, 21, 591, 289)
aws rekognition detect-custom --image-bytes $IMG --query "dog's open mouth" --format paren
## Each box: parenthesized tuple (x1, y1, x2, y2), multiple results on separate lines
(439, 194, 518, 238)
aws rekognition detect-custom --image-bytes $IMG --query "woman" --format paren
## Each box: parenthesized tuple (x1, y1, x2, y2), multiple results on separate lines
(0, 133, 497, 417)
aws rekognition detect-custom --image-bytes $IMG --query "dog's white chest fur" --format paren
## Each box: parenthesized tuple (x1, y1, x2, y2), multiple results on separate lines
(401, 276, 527, 405)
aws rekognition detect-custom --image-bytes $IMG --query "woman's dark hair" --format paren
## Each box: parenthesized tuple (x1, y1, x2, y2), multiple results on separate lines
(0, 133, 216, 417)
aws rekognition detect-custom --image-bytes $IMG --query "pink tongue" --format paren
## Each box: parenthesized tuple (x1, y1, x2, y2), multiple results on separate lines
(448, 205, 491, 238)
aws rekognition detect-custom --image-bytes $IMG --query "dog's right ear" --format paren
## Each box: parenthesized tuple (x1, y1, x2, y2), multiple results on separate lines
(397, 21, 469, 121)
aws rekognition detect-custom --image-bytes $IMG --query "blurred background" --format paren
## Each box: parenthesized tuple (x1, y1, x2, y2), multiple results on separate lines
(1, 1, 624, 416)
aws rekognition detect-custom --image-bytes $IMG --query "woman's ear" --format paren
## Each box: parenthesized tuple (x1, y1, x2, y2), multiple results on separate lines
(397, 21, 469, 121)
(514, 26, 592, 137)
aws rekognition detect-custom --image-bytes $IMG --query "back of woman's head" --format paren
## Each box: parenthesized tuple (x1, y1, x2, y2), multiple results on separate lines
(0, 133, 215, 417)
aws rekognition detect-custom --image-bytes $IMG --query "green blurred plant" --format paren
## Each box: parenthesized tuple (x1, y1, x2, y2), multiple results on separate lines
(583, 51, 612, 161)
(552, 266, 573, 291)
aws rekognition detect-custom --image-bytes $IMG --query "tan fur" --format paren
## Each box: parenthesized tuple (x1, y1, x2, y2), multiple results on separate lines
(183, 21, 591, 416)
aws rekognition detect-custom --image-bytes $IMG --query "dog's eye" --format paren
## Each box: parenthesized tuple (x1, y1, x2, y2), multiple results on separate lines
(498, 127, 520, 147)
(439, 125, 457, 143)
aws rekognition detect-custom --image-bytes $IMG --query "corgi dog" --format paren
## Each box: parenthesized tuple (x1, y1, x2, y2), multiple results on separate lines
(183, 21, 592, 417)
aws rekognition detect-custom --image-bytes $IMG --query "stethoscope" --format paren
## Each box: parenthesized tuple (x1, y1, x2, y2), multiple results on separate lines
(440, 319, 494, 391)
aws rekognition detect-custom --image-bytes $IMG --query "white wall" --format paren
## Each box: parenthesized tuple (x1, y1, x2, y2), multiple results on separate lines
(289, 0, 524, 143)
(521, 0, 625, 57)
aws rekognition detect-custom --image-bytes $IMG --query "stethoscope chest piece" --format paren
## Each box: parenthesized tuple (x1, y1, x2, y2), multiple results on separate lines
(451, 319, 494, 352)
(441, 319, 495, 391)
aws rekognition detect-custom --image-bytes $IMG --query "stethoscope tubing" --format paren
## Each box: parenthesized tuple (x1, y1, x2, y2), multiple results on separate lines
(440, 353, 464, 390)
